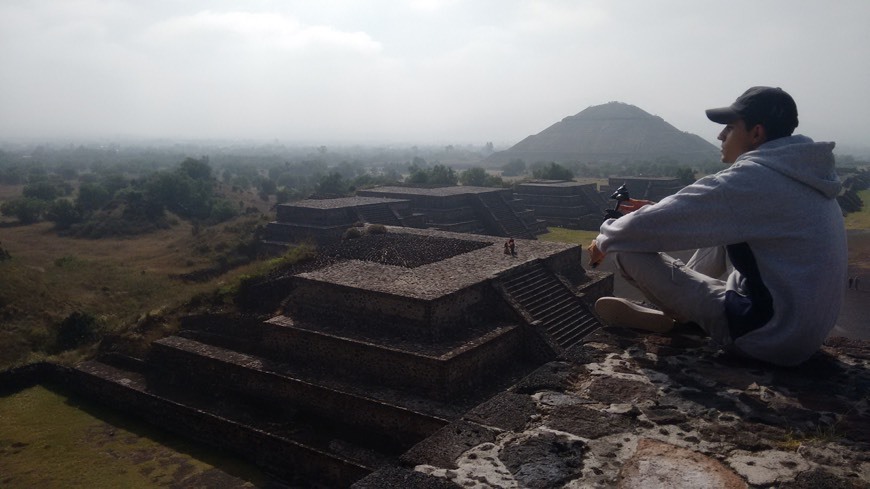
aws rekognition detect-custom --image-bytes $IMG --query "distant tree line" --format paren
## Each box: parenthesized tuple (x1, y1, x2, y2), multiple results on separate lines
(3, 142, 866, 238)
(1, 156, 242, 236)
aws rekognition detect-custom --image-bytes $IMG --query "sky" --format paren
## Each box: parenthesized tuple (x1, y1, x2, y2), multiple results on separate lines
(2, 0, 869, 148)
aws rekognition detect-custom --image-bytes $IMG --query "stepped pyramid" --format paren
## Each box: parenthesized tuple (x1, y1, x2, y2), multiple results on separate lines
(66, 227, 612, 487)
(486, 101, 718, 165)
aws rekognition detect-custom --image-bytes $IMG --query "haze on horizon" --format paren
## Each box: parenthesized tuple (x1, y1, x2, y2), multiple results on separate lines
(2, 0, 869, 149)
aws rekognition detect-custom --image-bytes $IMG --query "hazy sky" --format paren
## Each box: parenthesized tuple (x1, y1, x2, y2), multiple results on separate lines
(2, 0, 869, 147)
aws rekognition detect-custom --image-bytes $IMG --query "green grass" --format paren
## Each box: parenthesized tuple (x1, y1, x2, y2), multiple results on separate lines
(0, 385, 269, 488)
(538, 227, 599, 245)
(0, 216, 280, 370)
(844, 189, 870, 231)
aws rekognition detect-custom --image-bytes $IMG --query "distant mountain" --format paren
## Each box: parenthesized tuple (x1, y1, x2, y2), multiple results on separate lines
(486, 102, 718, 166)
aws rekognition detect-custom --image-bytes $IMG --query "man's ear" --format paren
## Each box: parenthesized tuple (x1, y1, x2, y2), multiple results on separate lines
(750, 124, 768, 147)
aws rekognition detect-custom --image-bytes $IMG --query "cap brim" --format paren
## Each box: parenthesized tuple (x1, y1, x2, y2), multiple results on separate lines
(705, 107, 740, 124)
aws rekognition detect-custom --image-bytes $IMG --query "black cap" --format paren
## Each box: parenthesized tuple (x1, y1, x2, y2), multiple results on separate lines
(706, 86, 799, 137)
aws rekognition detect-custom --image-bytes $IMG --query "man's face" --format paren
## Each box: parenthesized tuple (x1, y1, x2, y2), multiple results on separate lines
(717, 119, 759, 164)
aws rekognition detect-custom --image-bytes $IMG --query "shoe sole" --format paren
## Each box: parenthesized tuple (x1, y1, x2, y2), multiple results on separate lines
(595, 297, 674, 333)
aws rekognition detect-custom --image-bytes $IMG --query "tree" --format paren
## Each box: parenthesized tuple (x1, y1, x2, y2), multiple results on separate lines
(179, 156, 212, 181)
(23, 181, 61, 201)
(54, 311, 99, 352)
(428, 164, 458, 185)
(673, 167, 696, 185)
(315, 172, 349, 196)
(0, 198, 47, 224)
(501, 159, 526, 177)
(258, 177, 278, 196)
(406, 164, 429, 185)
(146, 166, 214, 220)
(460, 167, 487, 186)
(210, 199, 239, 223)
(532, 162, 574, 180)
(76, 183, 112, 212)
(119, 188, 164, 221)
(484, 174, 505, 187)
(45, 199, 82, 230)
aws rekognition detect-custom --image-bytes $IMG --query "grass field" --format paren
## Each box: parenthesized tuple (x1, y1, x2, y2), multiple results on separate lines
(538, 226, 598, 245)
(0, 183, 280, 370)
(0, 385, 270, 488)
(845, 189, 870, 231)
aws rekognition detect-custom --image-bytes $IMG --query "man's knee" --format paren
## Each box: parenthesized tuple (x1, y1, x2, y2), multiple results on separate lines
(612, 251, 669, 281)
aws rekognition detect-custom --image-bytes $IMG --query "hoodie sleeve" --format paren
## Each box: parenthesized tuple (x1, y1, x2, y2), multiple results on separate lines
(595, 169, 753, 254)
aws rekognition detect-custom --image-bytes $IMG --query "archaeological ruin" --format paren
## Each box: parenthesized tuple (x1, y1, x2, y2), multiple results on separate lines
(3, 183, 868, 487)
(2, 225, 613, 487)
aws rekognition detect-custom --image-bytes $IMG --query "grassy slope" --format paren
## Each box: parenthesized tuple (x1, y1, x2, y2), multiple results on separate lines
(0, 185, 277, 370)
(845, 189, 870, 230)
(0, 385, 269, 488)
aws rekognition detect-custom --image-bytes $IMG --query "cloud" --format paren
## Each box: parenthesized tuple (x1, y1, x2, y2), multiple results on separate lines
(144, 10, 381, 55)
(1, 1, 869, 146)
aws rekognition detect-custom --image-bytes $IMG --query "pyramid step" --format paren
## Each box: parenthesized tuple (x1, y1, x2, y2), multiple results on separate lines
(547, 314, 595, 338)
(551, 320, 600, 349)
(524, 291, 577, 315)
(180, 316, 526, 401)
(511, 286, 562, 309)
(72, 360, 372, 487)
(503, 277, 549, 297)
(535, 301, 581, 325)
(148, 336, 454, 445)
(506, 275, 557, 299)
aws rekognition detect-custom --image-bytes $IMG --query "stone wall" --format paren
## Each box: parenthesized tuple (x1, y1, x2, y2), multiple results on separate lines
(256, 317, 527, 400)
(147, 337, 448, 445)
(1, 362, 372, 487)
(286, 278, 495, 341)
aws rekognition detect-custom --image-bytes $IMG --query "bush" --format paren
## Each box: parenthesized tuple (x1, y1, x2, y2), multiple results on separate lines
(0, 241, 10, 261)
(0, 198, 47, 224)
(342, 227, 363, 240)
(54, 311, 100, 352)
(45, 199, 82, 230)
(366, 224, 388, 234)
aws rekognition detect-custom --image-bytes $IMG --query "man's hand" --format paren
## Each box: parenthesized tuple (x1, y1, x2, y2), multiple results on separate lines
(619, 198, 655, 214)
(587, 241, 605, 268)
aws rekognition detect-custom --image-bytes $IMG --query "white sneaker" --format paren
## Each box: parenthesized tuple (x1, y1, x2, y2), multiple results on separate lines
(595, 297, 674, 333)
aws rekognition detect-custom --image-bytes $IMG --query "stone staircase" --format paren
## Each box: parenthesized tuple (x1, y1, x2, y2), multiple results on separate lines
(71, 310, 536, 487)
(356, 204, 402, 226)
(474, 193, 535, 239)
(497, 262, 601, 351)
(579, 184, 608, 212)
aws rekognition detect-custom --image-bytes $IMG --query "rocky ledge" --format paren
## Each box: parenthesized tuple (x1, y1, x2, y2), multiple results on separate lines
(355, 325, 870, 488)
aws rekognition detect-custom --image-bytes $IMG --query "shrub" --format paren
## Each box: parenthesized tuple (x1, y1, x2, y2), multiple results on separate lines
(54, 311, 100, 352)
(342, 227, 362, 240)
(1, 198, 47, 224)
(366, 224, 388, 234)
(53, 255, 79, 268)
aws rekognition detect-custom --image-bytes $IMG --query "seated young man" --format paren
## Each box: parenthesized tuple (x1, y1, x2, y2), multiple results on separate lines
(588, 86, 847, 367)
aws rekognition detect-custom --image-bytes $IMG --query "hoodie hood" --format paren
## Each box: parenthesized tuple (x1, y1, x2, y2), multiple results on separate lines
(737, 135, 841, 199)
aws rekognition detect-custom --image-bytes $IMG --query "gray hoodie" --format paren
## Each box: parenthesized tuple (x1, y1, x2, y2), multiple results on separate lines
(596, 135, 847, 366)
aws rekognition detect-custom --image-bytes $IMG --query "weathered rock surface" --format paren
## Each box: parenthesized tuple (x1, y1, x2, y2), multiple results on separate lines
(357, 325, 870, 488)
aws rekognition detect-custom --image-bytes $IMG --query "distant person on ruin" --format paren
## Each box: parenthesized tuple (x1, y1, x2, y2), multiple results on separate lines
(508, 238, 516, 256)
(588, 86, 847, 366)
